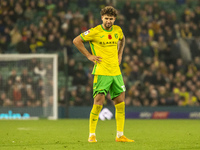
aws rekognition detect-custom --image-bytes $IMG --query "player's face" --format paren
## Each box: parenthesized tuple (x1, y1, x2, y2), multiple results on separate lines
(101, 15, 116, 29)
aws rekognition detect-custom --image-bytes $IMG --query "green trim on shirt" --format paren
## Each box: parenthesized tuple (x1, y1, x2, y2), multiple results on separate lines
(80, 34, 85, 41)
(101, 24, 113, 32)
(90, 42, 97, 74)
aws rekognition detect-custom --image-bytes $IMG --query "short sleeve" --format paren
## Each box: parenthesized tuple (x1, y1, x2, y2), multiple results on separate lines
(118, 27, 124, 40)
(80, 28, 95, 42)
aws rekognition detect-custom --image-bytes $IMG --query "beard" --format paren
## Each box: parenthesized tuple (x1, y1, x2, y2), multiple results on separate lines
(104, 23, 113, 29)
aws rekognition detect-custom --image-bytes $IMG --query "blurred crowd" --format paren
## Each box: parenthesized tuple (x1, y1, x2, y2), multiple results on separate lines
(0, 59, 53, 107)
(0, 0, 200, 107)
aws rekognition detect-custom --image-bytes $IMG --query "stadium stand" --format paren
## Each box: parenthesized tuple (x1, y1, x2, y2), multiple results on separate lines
(0, 0, 200, 107)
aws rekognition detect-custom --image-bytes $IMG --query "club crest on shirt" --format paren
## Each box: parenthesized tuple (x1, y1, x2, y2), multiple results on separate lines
(114, 33, 118, 39)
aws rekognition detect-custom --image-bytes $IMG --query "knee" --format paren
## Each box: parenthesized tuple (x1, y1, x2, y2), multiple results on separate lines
(94, 93, 105, 105)
(115, 99, 124, 105)
(113, 92, 125, 105)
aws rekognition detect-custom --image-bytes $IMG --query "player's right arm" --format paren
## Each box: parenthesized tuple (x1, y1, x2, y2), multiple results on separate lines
(73, 36, 102, 64)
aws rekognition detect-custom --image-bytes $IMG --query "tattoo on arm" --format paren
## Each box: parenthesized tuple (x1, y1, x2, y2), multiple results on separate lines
(118, 35, 125, 56)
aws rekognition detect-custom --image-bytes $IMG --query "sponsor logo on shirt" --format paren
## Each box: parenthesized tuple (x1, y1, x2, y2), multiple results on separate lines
(99, 41, 117, 45)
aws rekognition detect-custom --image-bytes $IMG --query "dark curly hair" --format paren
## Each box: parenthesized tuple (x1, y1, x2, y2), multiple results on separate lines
(100, 6, 117, 17)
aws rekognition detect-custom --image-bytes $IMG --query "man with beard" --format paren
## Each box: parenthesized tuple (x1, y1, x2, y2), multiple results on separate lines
(73, 6, 134, 143)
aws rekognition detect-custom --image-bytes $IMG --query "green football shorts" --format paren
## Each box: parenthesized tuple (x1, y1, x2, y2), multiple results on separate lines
(93, 74, 126, 100)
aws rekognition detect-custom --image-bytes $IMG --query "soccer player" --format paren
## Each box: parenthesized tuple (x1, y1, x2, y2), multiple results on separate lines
(73, 6, 134, 143)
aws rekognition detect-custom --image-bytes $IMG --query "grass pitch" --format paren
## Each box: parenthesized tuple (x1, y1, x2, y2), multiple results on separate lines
(0, 119, 200, 150)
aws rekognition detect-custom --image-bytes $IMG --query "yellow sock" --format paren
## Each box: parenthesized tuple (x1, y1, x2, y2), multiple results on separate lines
(115, 102, 125, 134)
(89, 104, 103, 135)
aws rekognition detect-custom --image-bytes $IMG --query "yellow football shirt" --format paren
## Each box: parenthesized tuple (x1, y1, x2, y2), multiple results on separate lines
(80, 24, 124, 76)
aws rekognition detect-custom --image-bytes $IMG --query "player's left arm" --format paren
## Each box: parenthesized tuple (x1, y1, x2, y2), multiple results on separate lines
(118, 34, 125, 65)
